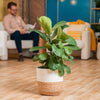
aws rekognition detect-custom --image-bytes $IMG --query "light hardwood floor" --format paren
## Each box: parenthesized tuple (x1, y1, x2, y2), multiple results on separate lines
(0, 58, 100, 100)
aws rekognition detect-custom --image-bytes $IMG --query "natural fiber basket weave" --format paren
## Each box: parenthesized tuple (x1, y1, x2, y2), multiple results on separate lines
(37, 81, 63, 96)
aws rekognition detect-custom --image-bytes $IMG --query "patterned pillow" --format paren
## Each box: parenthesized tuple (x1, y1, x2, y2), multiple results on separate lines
(67, 31, 82, 40)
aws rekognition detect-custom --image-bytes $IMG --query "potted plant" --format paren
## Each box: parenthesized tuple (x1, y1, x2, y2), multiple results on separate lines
(29, 16, 80, 96)
(94, 0, 100, 7)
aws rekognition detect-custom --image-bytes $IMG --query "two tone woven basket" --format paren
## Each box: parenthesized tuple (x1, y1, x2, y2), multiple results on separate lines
(36, 67, 63, 96)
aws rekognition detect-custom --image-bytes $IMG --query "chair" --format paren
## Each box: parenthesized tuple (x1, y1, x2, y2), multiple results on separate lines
(63, 22, 91, 60)
(0, 22, 33, 60)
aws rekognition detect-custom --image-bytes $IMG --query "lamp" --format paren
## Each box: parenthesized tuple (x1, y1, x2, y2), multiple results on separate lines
(71, 0, 77, 5)
(60, 0, 65, 2)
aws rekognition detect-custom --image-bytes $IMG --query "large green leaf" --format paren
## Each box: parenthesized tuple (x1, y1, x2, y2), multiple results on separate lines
(65, 35, 77, 46)
(61, 25, 69, 30)
(53, 21, 67, 30)
(29, 29, 49, 42)
(38, 16, 52, 35)
(52, 39, 61, 44)
(48, 55, 60, 71)
(58, 41, 63, 48)
(29, 46, 46, 52)
(33, 55, 39, 61)
(52, 44, 63, 57)
(39, 53, 48, 61)
(58, 68, 64, 76)
(69, 55, 74, 60)
(39, 60, 46, 64)
(51, 28, 57, 39)
(45, 43, 52, 51)
(51, 23, 68, 39)
(64, 65, 71, 74)
(62, 54, 68, 61)
(57, 26, 68, 40)
(64, 45, 81, 50)
(64, 47, 72, 55)
(57, 26, 63, 39)
(68, 59, 74, 64)
(58, 62, 65, 76)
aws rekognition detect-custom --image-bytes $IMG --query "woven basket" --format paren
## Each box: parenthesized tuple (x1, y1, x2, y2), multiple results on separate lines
(37, 81, 63, 96)
(37, 67, 63, 96)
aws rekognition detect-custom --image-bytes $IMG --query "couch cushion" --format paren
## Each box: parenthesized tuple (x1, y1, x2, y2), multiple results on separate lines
(7, 40, 33, 49)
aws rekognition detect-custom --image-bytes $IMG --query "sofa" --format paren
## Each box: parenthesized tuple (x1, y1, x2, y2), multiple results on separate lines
(63, 22, 91, 59)
(0, 22, 33, 60)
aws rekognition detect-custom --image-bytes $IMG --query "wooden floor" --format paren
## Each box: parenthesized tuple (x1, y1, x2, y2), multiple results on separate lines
(0, 58, 100, 100)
